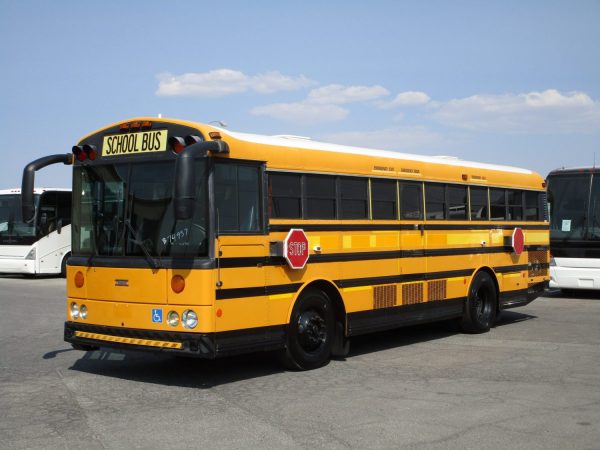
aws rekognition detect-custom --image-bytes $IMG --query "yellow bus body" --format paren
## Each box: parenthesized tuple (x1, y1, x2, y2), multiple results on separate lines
(64, 117, 549, 363)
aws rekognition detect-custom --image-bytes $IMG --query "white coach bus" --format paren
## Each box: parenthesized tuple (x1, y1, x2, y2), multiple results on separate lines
(0, 188, 71, 276)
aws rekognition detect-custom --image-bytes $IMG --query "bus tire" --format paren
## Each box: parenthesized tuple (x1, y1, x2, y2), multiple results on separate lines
(280, 288, 334, 371)
(461, 271, 497, 333)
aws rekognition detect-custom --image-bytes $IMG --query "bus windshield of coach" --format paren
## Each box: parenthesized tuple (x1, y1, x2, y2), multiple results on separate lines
(548, 174, 590, 241)
(72, 160, 208, 259)
(0, 194, 38, 243)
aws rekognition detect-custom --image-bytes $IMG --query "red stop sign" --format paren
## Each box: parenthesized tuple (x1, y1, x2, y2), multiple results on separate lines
(512, 227, 525, 255)
(284, 228, 309, 269)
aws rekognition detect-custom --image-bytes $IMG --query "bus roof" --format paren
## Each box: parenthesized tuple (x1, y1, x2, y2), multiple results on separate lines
(547, 167, 600, 177)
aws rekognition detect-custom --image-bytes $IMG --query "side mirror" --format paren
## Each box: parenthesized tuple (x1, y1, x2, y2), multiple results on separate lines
(173, 140, 229, 220)
(21, 154, 72, 223)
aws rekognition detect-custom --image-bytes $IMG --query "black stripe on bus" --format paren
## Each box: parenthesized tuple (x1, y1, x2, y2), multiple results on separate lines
(269, 223, 549, 232)
(218, 245, 549, 269)
(215, 263, 536, 300)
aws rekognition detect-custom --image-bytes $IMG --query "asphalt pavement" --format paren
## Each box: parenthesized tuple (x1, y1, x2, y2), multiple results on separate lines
(1, 275, 599, 449)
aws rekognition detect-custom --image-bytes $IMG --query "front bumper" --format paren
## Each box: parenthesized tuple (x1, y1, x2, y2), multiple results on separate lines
(0, 258, 35, 274)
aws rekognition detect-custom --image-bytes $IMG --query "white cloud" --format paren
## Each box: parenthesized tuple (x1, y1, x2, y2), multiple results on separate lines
(156, 69, 315, 97)
(251, 102, 349, 124)
(378, 91, 431, 108)
(307, 84, 389, 104)
(431, 89, 600, 133)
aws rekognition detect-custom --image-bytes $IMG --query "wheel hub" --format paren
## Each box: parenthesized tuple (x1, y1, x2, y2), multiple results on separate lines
(297, 310, 326, 352)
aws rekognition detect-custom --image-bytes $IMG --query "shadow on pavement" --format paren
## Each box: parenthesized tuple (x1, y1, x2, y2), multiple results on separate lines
(64, 309, 536, 387)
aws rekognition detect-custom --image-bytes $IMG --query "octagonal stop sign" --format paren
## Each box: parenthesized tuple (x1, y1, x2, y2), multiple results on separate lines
(283, 228, 309, 269)
(511, 227, 525, 255)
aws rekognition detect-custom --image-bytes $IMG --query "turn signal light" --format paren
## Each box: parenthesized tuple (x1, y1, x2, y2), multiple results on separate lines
(169, 136, 186, 154)
(72, 145, 86, 162)
(171, 275, 185, 293)
(83, 144, 97, 161)
(74, 271, 85, 288)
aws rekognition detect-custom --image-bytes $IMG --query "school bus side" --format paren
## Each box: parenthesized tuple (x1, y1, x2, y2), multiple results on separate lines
(64, 119, 549, 370)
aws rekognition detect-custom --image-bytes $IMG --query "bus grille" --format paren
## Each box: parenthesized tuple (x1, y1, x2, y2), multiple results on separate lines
(427, 280, 447, 301)
(373, 285, 397, 309)
(528, 250, 549, 277)
(402, 282, 424, 305)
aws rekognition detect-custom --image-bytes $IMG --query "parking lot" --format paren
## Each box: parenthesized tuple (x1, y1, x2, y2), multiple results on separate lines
(1, 275, 599, 449)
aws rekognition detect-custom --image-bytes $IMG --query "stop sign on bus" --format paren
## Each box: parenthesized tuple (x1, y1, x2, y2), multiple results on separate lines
(284, 228, 309, 269)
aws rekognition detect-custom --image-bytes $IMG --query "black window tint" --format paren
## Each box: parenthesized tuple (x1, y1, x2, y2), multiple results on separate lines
(371, 179, 397, 220)
(470, 186, 488, 220)
(400, 182, 423, 220)
(507, 190, 524, 221)
(215, 164, 261, 233)
(425, 184, 445, 220)
(37, 192, 59, 237)
(490, 188, 506, 220)
(448, 185, 468, 220)
(270, 172, 301, 218)
(305, 175, 336, 219)
(57, 191, 72, 226)
(340, 177, 368, 219)
(524, 191, 540, 221)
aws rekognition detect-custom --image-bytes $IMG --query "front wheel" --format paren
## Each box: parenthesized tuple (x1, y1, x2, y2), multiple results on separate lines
(461, 271, 497, 333)
(280, 289, 334, 370)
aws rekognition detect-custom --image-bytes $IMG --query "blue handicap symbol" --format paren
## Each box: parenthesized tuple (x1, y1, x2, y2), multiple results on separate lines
(152, 308, 163, 323)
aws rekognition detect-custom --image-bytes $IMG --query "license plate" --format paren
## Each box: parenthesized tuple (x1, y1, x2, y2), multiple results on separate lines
(102, 130, 168, 157)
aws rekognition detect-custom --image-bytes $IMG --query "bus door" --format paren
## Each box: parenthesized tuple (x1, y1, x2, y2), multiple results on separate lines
(212, 162, 268, 337)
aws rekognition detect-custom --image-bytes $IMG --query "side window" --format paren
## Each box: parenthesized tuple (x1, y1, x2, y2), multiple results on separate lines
(305, 175, 336, 219)
(525, 191, 540, 221)
(340, 177, 368, 219)
(269, 172, 301, 219)
(57, 191, 72, 226)
(371, 179, 397, 220)
(425, 183, 445, 220)
(214, 163, 262, 233)
(37, 192, 58, 236)
(400, 182, 423, 220)
(470, 186, 488, 220)
(507, 190, 524, 221)
(490, 188, 507, 220)
(448, 185, 468, 220)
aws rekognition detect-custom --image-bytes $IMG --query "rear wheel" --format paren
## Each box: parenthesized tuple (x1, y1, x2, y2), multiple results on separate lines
(280, 289, 334, 370)
(461, 271, 497, 333)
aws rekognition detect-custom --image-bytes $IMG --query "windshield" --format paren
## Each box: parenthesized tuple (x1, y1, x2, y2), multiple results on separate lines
(0, 194, 38, 244)
(548, 174, 590, 240)
(72, 160, 208, 259)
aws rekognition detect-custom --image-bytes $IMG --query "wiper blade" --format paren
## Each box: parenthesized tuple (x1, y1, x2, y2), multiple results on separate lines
(124, 219, 162, 269)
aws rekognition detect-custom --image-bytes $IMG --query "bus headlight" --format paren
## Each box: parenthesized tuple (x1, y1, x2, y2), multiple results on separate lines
(182, 310, 198, 329)
(79, 305, 88, 320)
(70, 302, 79, 320)
(167, 311, 180, 327)
(25, 248, 36, 260)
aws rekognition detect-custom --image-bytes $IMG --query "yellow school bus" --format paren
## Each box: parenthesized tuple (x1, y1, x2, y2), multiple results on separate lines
(21, 118, 549, 370)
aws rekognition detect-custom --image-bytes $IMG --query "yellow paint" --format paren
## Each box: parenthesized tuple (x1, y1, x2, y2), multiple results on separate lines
(74, 331, 182, 349)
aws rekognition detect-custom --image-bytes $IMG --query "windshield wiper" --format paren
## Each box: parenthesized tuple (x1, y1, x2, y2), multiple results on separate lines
(124, 219, 162, 269)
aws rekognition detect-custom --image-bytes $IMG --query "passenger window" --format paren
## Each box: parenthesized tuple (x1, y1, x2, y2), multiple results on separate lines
(524, 191, 540, 221)
(490, 188, 507, 220)
(507, 190, 524, 221)
(448, 185, 468, 220)
(269, 172, 302, 219)
(470, 186, 488, 220)
(371, 179, 397, 220)
(425, 184, 445, 220)
(400, 182, 423, 220)
(305, 175, 336, 219)
(340, 177, 368, 219)
(214, 163, 262, 233)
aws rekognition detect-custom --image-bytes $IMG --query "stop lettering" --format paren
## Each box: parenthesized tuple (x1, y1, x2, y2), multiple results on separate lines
(284, 229, 310, 269)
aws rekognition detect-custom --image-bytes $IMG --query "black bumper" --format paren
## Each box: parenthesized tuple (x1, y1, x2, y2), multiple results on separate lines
(499, 280, 549, 310)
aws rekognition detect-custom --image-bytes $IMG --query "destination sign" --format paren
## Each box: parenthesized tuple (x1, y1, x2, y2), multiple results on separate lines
(102, 130, 168, 157)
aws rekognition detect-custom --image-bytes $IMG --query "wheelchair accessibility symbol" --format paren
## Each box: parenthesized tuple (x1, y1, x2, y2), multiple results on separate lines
(151, 308, 163, 323)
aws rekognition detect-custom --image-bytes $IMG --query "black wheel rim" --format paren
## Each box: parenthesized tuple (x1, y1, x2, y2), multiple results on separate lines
(297, 309, 327, 353)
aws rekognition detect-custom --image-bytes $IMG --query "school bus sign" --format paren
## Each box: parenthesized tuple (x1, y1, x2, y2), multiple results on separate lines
(284, 229, 309, 269)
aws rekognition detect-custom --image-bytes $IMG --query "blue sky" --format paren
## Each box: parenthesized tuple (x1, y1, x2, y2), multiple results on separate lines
(1, 0, 599, 188)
